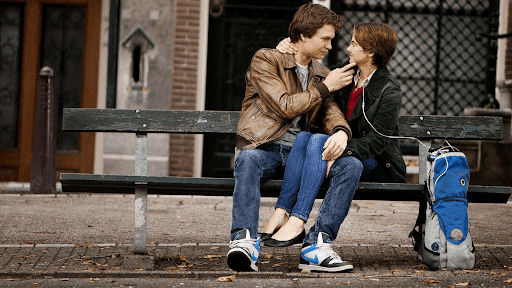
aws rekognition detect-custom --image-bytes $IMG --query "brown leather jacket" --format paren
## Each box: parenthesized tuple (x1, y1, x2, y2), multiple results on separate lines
(236, 48, 352, 149)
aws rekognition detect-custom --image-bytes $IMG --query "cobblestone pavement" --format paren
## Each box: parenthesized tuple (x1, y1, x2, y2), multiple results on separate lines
(0, 242, 511, 273)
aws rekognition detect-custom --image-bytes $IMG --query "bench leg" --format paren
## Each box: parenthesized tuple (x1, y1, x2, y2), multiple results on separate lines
(418, 140, 432, 184)
(134, 183, 148, 254)
(134, 132, 148, 254)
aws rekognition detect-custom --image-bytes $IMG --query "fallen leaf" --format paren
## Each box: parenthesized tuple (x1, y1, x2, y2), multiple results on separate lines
(204, 255, 222, 259)
(90, 278, 100, 282)
(179, 255, 187, 261)
(454, 282, 470, 286)
(464, 269, 484, 273)
(389, 269, 406, 273)
(95, 259, 106, 265)
(425, 279, 439, 284)
(60, 278, 69, 281)
(504, 279, 512, 284)
(210, 246, 220, 250)
(217, 275, 236, 282)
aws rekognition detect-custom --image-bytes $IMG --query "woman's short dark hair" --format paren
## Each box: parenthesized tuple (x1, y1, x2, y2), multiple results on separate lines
(288, 3, 344, 43)
(354, 23, 397, 67)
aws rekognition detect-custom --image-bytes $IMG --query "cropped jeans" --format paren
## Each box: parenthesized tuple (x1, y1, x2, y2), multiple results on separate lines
(231, 133, 374, 243)
(274, 132, 376, 243)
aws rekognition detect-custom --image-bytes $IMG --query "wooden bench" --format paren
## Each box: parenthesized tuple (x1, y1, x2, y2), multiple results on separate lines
(59, 108, 512, 254)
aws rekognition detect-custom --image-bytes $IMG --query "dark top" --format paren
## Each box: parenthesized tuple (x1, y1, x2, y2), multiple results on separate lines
(333, 62, 407, 183)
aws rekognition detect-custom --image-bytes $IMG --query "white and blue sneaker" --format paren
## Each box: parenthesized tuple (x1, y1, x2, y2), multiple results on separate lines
(299, 232, 353, 273)
(227, 228, 260, 272)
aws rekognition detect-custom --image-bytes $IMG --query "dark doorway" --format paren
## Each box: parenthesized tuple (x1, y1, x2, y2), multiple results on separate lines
(202, 1, 307, 177)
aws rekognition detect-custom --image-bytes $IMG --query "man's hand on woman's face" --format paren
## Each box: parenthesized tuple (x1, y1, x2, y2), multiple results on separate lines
(276, 37, 298, 54)
(323, 63, 357, 92)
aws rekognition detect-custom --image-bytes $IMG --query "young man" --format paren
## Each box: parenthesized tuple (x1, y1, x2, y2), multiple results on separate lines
(227, 3, 358, 273)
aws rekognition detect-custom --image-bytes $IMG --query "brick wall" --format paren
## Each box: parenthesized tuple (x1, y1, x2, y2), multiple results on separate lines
(169, 0, 201, 176)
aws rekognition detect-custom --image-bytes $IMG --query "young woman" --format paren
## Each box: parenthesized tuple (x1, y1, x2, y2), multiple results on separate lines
(262, 23, 407, 247)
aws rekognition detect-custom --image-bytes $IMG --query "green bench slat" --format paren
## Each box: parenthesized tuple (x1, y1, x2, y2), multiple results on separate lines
(60, 173, 511, 203)
(63, 108, 503, 140)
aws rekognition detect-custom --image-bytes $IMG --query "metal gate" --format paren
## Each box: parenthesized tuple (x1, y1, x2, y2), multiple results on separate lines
(202, 0, 500, 177)
(330, 0, 500, 116)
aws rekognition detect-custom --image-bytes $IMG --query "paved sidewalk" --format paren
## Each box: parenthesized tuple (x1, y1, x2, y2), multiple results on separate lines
(0, 243, 511, 286)
(0, 185, 511, 286)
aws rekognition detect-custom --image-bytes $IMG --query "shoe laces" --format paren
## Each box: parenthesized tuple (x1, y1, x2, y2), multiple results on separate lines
(229, 237, 258, 249)
(316, 241, 341, 261)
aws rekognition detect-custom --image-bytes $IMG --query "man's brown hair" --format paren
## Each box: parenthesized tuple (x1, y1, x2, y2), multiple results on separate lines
(354, 23, 398, 67)
(288, 3, 344, 43)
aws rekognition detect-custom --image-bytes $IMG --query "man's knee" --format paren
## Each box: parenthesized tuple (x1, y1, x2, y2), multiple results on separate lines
(330, 156, 363, 177)
(234, 149, 261, 172)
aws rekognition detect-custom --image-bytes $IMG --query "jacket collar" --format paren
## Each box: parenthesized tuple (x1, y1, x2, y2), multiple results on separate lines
(363, 65, 390, 99)
(347, 65, 390, 121)
(282, 53, 329, 78)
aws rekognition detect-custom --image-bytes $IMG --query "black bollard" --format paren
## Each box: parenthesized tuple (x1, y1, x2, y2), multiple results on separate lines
(30, 67, 57, 194)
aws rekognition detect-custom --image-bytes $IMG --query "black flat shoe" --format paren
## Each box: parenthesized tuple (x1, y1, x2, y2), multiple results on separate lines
(264, 230, 305, 247)
(259, 232, 274, 242)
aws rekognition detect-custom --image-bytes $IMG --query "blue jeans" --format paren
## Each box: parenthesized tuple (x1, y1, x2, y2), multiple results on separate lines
(272, 131, 375, 243)
(303, 153, 364, 244)
(275, 132, 329, 222)
(231, 144, 292, 239)
(231, 137, 371, 242)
